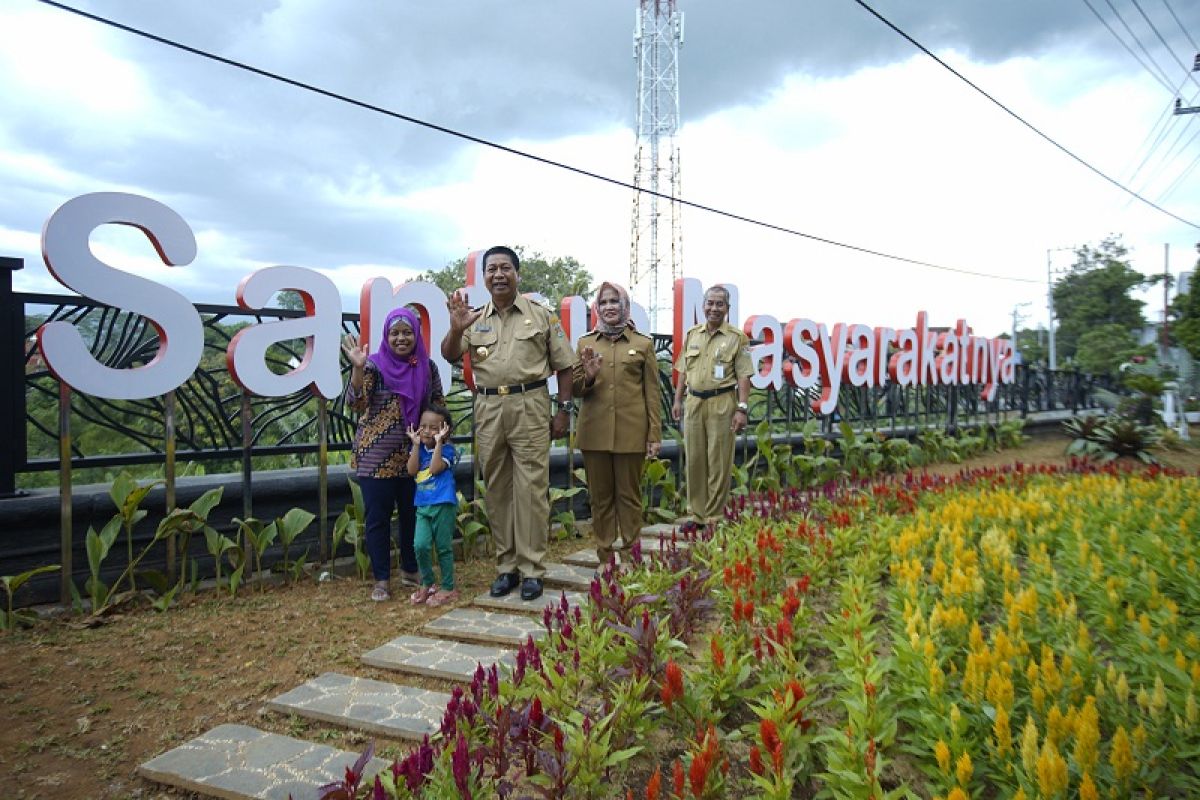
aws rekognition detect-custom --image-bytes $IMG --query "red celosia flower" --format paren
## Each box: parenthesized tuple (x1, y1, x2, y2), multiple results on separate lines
(797, 574, 810, 594)
(749, 745, 764, 775)
(710, 637, 726, 671)
(661, 660, 684, 709)
(782, 594, 800, 619)
(646, 766, 662, 800)
(530, 696, 543, 728)
(760, 719, 781, 754)
(553, 725, 564, 753)
(672, 760, 684, 797)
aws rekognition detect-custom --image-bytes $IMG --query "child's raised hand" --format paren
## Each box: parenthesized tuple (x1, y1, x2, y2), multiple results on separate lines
(435, 422, 450, 442)
(406, 424, 421, 444)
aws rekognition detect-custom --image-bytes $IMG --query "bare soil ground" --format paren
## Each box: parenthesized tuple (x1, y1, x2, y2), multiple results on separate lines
(2, 428, 1198, 799)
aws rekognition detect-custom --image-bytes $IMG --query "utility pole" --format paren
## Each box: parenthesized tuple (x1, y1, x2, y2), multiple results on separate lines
(1163, 242, 1171, 361)
(1012, 302, 1030, 364)
(1046, 246, 1075, 369)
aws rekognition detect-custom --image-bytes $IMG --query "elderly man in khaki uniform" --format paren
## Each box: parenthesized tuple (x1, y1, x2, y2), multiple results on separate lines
(442, 246, 576, 601)
(671, 285, 753, 526)
(573, 282, 662, 567)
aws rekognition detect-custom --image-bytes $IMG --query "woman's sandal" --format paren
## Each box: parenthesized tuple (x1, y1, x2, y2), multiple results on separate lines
(410, 586, 436, 605)
(370, 582, 390, 602)
(426, 589, 459, 608)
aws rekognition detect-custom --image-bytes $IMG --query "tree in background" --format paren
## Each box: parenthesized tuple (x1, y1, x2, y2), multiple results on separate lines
(1172, 257, 1200, 360)
(1052, 236, 1154, 363)
(1013, 328, 1048, 366)
(1073, 323, 1151, 376)
(415, 246, 594, 308)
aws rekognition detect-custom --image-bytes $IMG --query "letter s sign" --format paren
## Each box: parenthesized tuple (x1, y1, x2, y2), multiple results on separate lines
(37, 193, 203, 400)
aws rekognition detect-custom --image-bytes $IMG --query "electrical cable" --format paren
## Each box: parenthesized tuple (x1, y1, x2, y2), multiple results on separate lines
(1159, 0, 1199, 51)
(1128, 0, 1200, 92)
(33, 0, 1045, 283)
(1102, 0, 1177, 88)
(851, 0, 1200, 230)
(1081, 0, 1175, 91)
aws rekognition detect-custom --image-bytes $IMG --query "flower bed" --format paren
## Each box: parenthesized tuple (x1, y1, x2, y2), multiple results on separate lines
(324, 461, 1200, 798)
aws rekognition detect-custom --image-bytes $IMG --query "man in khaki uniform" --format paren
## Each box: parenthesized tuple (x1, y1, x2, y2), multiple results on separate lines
(573, 281, 662, 567)
(442, 246, 576, 601)
(671, 285, 752, 525)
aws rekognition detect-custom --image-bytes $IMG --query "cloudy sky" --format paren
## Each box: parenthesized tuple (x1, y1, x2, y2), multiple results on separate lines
(2, 0, 1199, 339)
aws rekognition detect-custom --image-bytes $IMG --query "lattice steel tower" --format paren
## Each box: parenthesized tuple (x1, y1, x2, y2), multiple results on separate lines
(629, 0, 684, 332)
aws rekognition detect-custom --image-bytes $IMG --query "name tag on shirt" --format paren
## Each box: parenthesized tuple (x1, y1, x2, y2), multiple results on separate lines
(714, 364, 725, 380)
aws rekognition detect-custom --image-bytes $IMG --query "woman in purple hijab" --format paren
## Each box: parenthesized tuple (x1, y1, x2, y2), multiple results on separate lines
(342, 307, 445, 602)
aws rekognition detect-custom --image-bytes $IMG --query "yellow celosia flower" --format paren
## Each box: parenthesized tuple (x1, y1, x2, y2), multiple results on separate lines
(1036, 739, 1068, 798)
(1045, 704, 1066, 747)
(1074, 697, 1099, 774)
(1186, 693, 1198, 727)
(1110, 725, 1134, 783)
(1115, 673, 1130, 706)
(934, 739, 951, 774)
(1021, 715, 1039, 775)
(1032, 685, 1046, 713)
(1079, 772, 1099, 800)
(946, 790, 967, 800)
(993, 705, 1012, 757)
(955, 751, 973, 787)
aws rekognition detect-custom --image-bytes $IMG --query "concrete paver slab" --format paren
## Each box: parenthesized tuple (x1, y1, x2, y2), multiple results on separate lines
(471, 588, 586, 614)
(361, 635, 514, 681)
(423, 607, 546, 647)
(137, 723, 385, 800)
(266, 673, 448, 742)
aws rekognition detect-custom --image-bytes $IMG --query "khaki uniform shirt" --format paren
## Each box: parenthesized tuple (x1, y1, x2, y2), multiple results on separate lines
(681, 322, 754, 393)
(572, 329, 663, 453)
(460, 294, 576, 387)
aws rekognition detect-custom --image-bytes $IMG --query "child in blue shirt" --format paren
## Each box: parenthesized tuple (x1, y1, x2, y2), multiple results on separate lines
(405, 405, 460, 606)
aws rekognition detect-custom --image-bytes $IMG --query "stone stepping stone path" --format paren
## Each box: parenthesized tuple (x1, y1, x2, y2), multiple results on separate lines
(562, 538, 690, 567)
(542, 562, 596, 590)
(267, 673, 449, 742)
(137, 723, 386, 800)
(138, 537, 616, 799)
(472, 588, 586, 614)
(423, 607, 547, 647)
(361, 634, 515, 681)
(640, 522, 683, 538)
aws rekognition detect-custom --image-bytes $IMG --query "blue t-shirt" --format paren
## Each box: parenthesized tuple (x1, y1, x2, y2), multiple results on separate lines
(414, 443, 458, 507)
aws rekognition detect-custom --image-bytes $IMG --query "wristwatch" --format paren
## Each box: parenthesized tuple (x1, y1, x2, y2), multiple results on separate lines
(735, 402, 749, 413)
(557, 400, 576, 414)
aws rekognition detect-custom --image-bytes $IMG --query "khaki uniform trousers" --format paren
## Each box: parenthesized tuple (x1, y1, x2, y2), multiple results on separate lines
(581, 450, 645, 565)
(475, 389, 551, 579)
(683, 391, 736, 524)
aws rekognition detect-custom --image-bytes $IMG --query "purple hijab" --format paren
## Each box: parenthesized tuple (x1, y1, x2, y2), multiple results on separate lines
(368, 307, 430, 429)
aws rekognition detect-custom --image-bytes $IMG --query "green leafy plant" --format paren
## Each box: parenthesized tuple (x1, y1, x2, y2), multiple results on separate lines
(793, 421, 841, 488)
(332, 477, 369, 576)
(641, 457, 684, 522)
(550, 485, 586, 540)
(204, 525, 245, 596)
(275, 508, 316, 582)
(1097, 418, 1161, 463)
(839, 422, 883, 478)
(995, 418, 1027, 449)
(1, 565, 60, 632)
(107, 472, 162, 594)
(456, 478, 491, 560)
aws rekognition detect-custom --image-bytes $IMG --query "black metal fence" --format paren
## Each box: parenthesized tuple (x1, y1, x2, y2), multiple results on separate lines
(2, 256, 1113, 495)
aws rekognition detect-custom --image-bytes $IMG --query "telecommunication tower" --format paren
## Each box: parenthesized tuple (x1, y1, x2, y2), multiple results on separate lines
(629, 0, 684, 332)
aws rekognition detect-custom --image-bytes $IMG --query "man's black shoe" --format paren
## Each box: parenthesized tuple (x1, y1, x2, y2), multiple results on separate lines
(520, 577, 544, 601)
(489, 572, 520, 597)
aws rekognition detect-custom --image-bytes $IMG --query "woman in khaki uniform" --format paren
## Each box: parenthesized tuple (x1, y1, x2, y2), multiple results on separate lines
(574, 282, 662, 567)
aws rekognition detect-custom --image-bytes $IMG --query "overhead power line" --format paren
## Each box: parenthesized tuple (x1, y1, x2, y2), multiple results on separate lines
(35, 0, 1042, 284)
(1159, 0, 1199, 51)
(851, 0, 1200, 230)
(1083, 0, 1174, 90)
(1128, 0, 1200, 92)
